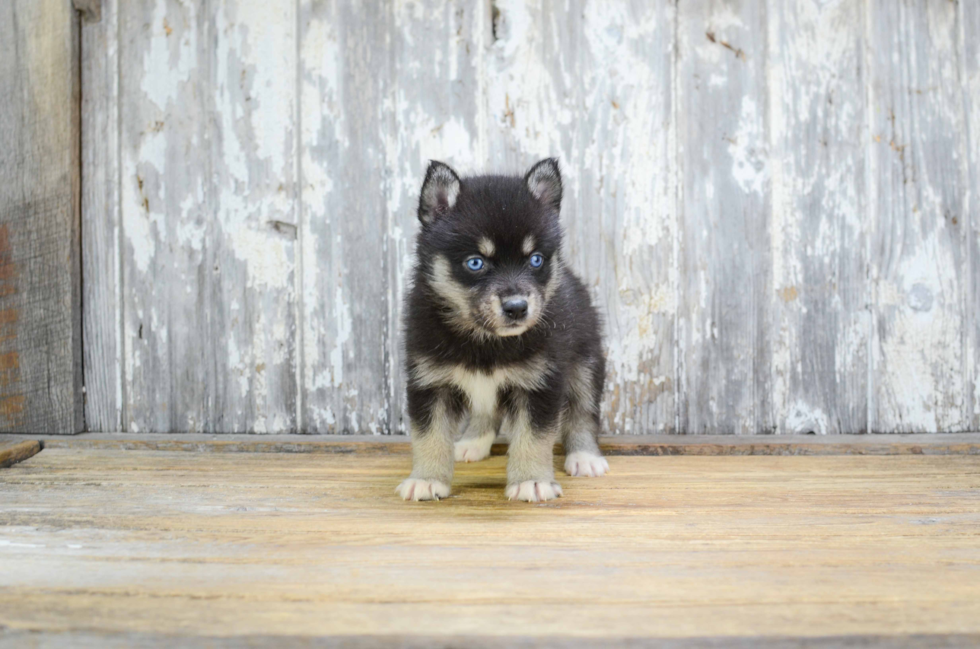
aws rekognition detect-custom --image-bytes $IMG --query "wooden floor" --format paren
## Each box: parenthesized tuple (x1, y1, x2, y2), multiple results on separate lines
(1, 440, 979, 647)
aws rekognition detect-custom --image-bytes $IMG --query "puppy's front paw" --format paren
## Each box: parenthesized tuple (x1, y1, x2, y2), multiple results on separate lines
(396, 478, 451, 501)
(505, 480, 563, 502)
(564, 451, 609, 477)
(454, 436, 493, 463)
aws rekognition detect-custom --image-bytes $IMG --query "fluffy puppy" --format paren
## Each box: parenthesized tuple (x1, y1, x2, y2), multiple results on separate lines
(396, 159, 608, 503)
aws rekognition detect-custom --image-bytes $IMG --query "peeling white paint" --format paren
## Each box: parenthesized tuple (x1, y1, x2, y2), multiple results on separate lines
(230, 229, 292, 290)
(728, 97, 769, 196)
(89, 0, 978, 435)
(784, 401, 829, 435)
(328, 285, 351, 389)
(140, 1, 198, 113)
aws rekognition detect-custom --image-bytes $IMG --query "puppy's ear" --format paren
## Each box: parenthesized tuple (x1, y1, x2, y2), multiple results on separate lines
(418, 160, 461, 225)
(524, 158, 562, 212)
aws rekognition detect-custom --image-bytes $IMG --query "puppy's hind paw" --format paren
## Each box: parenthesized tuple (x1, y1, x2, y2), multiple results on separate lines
(396, 478, 451, 502)
(505, 480, 563, 502)
(454, 436, 493, 463)
(564, 451, 609, 477)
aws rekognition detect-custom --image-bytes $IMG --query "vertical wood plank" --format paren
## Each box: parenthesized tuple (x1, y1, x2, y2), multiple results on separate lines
(481, 0, 578, 170)
(118, 0, 213, 432)
(384, 0, 488, 434)
(676, 0, 771, 434)
(0, 0, 83, 433)
(574, 1, 677, 434)
(961, 1, 980, 431)
(299, 1, 390, 433)
(82, 0, 122, 431)
(766, 1, 869, 434)
(483, 0, 677, 434)
(868, 0, 971, 432)
(210, 0, 298, 432)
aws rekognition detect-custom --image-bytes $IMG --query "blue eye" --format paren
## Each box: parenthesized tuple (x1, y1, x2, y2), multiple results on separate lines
(465, 257, 485, 271)
(529, 253, 544, 268)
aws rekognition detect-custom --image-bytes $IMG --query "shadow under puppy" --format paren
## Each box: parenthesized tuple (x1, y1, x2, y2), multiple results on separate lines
(398, 158, 609, 503)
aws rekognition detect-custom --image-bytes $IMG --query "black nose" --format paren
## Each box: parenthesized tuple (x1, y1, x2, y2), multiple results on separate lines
(502, 298, 528, 320)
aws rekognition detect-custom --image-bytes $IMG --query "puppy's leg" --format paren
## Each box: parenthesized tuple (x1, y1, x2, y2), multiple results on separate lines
(562, 361, 609, 477)
(562, 408, 609, 477)
(504, 392, 562, 502)
(397, 387, 460, 501)
(454, 411, 500, 463)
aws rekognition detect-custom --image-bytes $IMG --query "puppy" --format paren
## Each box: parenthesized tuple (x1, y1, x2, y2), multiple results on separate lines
(396, 159, 608, 503)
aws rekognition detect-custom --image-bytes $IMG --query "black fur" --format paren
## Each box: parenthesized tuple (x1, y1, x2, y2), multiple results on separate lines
(404, 159, 605, 441)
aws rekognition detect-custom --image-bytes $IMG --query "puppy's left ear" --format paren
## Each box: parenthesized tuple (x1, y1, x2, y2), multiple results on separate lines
(418, 160, 461, 225)
(524, 158, 562, 212)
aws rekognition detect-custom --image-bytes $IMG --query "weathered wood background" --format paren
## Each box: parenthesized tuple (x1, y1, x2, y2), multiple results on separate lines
(81, 0, 980, 435)
(0, 0, 83, 434)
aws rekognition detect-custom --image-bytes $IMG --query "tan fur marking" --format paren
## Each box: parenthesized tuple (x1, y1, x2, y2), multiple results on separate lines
(543, 254, 563, 303)
(568, 361, 598, 414)
(522, 235, 536, 255)
(478, 238, 496, 257)
(429, 256, 479, 334)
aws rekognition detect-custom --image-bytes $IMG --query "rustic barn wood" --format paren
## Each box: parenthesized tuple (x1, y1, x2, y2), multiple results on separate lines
(766, 0, 869, 435)
(868, 1, 973, 433)
(1, 447, 979, 642)
(300, 1, 390, 435)
(81, 0, 121, 433)
(0, 0, 83, 433)
(964, 0, 980, 434)
(80, 1, 980, 434)
(113, 0, 213, 433)
(676, 0, 771, 435)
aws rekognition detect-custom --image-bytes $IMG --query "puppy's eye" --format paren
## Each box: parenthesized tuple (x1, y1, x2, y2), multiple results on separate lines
(529, 253, 544, 268)
(465, 257, 485, 272)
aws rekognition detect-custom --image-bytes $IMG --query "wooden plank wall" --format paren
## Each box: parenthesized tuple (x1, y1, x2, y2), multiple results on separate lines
(81, 0, 980, 435)
(0, 0, 83, 433)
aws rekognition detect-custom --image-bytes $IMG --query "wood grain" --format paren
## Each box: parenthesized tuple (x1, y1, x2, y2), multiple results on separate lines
(868, 1, 971, 433)
(1, 448, 978, 641)
(1, 631, 978, 649)
(676, 0, 770, 434)
(81, 0, 122, 432)
(299, 1, 390, 433)
(0, 0, 83, 433)
(961, 0, 980, 432)
(210, 0, 299, 432)
(116, 0, 213, 432)
(766, 1, 869, 434)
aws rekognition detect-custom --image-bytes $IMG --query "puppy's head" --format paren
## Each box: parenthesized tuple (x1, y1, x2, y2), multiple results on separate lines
(415, 159, 564, 339)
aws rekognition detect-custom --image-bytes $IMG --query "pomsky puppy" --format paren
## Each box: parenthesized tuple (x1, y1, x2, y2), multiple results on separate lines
(396, 158, 608, 503)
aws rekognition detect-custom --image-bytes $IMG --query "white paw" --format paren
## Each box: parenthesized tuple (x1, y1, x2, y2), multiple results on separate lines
(505, 480, 563, 502)
(396, 478, 451, 501)
(454, 436, 493, 463)
(564, 451, 609, 477)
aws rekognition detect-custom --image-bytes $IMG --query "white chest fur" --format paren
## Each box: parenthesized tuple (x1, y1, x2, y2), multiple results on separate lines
(412, 357, 549, 415)
(453, 370, 502, 415)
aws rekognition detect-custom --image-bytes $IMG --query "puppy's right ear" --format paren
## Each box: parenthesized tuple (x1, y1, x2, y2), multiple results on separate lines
(418, 161, 461, 225)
